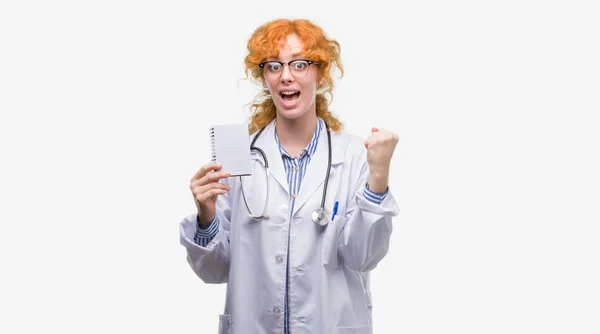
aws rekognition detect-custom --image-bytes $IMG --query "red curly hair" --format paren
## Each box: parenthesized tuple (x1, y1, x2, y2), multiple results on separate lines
(244, 18, 344, 134)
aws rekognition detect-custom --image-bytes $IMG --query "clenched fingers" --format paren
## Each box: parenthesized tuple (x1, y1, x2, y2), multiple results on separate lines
(364, 128, 399, 149)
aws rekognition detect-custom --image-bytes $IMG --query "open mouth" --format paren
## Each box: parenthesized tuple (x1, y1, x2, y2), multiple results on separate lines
(280, 90, 300, 102)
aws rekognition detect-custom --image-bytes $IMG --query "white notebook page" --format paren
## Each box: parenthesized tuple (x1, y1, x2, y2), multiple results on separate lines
(210, 123, 252, 176)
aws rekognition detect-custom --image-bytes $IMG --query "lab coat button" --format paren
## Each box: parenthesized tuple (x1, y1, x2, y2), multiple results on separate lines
(275, 255, 284, 264)
(297, 316, 307, 323)
(273, 307, 281, 315)
(296, 266, 306, 274)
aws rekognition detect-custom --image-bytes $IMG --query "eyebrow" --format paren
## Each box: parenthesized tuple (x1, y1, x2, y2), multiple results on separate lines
(266, 55, 307, 62)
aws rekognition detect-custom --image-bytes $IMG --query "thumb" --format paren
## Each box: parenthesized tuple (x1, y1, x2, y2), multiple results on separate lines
(365, 127, 379, 149)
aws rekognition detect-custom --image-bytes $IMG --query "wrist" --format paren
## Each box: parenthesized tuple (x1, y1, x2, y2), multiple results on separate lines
(197, 214, 215, 229)
(367, 172, 389, 193)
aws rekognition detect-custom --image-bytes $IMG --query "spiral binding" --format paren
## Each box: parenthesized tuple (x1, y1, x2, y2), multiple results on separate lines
(210, 127, 216, 162)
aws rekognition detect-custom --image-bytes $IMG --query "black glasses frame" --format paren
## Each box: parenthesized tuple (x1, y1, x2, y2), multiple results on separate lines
(258, 59, 320, 70)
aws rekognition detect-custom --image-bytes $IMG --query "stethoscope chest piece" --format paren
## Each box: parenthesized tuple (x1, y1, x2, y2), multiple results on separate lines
(312, 208, 328, 226)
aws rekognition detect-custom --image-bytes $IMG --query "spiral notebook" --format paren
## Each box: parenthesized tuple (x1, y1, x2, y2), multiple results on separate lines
(210, 123, 252, 176)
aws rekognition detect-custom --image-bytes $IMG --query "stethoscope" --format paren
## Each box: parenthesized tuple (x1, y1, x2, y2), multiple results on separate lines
(240, 122, 332, 226)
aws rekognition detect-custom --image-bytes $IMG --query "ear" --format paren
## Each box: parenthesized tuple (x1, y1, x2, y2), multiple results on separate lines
(317, 73, 326, 88)
(317, 79, 326, 90)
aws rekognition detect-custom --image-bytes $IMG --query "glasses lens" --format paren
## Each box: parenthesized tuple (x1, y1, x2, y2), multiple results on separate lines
(263, 62, 282, 78)
(290, 60, 309, 77)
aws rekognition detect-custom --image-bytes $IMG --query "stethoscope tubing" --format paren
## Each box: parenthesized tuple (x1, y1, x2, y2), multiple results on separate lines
(242, 122, 332, 223)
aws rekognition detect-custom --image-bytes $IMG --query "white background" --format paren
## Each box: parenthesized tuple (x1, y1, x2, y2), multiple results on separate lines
(1, 0, 599, 333)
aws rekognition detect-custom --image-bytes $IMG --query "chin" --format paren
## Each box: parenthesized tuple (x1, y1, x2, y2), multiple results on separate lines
(276, 105, 308, 120)
(278, 111, 303, 120)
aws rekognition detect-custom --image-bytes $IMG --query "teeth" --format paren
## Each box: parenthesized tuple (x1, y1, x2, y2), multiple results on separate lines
(281, 91, 298, 95)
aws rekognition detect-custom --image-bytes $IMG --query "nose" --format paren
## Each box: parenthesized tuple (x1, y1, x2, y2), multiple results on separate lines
(280, 64, 294, 83)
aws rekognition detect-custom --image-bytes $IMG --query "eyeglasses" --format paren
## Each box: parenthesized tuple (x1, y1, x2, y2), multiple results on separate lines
(258, 59, 319, 79)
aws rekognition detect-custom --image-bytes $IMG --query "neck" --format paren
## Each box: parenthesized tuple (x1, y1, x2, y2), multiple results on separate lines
(275, 113, 318, 157)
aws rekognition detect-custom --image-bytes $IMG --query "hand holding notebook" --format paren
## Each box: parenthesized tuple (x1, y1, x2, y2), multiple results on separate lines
(210, 123, 252, 176)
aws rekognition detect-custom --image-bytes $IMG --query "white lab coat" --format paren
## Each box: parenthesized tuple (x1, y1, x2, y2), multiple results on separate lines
(180, 120, 399, 334)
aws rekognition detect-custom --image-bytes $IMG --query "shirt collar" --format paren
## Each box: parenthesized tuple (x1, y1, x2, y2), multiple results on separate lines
(274, 117, 323, 158)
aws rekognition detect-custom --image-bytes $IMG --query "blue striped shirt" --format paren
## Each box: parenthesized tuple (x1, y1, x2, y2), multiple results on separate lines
(193, 118, 388, 332)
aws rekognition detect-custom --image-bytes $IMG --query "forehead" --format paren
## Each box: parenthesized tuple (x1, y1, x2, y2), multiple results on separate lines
(278, 33, 304, 56)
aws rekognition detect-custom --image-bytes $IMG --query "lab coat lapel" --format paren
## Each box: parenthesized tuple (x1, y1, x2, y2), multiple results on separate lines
(251, 121, 289, 196)
(292, 126, 329, 217)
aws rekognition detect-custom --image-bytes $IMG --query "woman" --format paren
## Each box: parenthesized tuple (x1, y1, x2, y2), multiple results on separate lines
(180, 18, 399, 334)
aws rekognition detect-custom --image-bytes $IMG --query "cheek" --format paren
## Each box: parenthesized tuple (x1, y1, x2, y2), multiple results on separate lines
(264, 77, 276, 90)
(301, 81, 318, 98)
(266, 84, 277, 97)
(302, 75, 319, 93)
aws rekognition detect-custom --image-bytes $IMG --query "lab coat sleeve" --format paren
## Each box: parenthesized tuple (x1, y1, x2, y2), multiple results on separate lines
(338, 149, 400, 272)
(179, 188, 232, 284)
